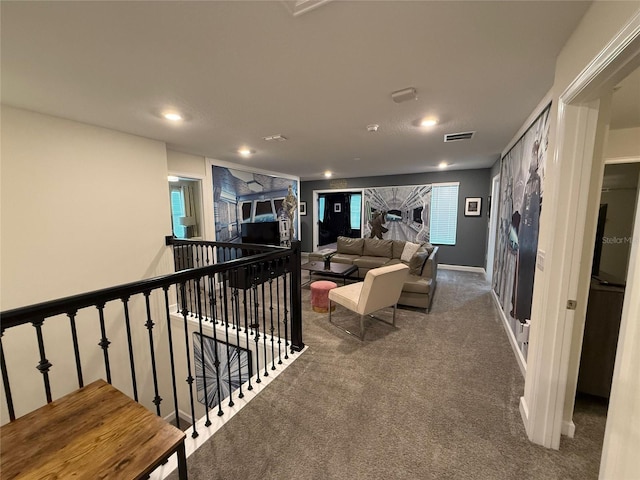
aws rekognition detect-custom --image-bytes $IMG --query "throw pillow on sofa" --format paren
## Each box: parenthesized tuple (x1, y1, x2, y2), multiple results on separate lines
(401, 242, 421, 262)
(408, 248, 430, 275)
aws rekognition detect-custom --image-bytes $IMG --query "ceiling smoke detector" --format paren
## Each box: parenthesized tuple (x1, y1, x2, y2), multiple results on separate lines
(367, 124, 379, 132)
(391, 87, 417, 103)
(263, 134, 288, 142)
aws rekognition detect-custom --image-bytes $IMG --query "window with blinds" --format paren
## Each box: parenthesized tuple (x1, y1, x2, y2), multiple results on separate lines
(430, 183, 459, 245)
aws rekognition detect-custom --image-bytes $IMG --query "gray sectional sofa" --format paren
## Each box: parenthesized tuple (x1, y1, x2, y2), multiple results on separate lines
(309, 236, 438, 312)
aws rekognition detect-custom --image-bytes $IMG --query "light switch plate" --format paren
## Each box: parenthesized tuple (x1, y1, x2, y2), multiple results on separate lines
(536, 249, 545, 271)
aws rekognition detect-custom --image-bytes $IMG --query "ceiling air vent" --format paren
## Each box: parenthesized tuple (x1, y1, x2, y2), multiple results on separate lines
(263, 134, 288, 142)
(444, 131, 475, 142)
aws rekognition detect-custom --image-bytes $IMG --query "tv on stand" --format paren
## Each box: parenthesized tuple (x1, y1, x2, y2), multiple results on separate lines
(241, 221, 280, 246)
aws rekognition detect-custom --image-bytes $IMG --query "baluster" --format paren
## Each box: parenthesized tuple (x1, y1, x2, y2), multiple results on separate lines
(163, 287, 181, 429)
(180, 282, 199, 438)
(261, 273, 268, 378)
(252, 270, 261, 385)
(231, 270, 244, 399)
(195, 277, 212, 427)
(242, 271, 253, 391)
(283, 263, 289, 360)
(32, 318, 53, 403)
(268, 271, 276, 372)
(221, 272, 235, 407)
(208, 275, 224, 417)
(67, 309, 84, 388)
(143, 292, 162, 416)
(96, 303, 112, 383)
(121, 297, 138, 401)
(0, 332, 16, 421)
(276, 268, 283, 365)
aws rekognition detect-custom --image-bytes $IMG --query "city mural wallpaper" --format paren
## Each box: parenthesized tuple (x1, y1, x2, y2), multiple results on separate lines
(492, 103, 551, 359)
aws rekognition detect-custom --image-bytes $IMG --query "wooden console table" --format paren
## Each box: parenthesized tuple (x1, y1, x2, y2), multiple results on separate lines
(1, 379, 187, 480)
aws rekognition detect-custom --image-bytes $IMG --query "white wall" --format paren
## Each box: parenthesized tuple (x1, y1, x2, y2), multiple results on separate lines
(167, 149, 207, 178)
(605, 127, 640, 159)
(0, 106, 175, 422)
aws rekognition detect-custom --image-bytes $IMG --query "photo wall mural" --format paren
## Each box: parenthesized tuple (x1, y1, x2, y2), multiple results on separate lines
(211, 164, 299, 245)
(492, 103, 551, 359)
(363, 185, 432, 243)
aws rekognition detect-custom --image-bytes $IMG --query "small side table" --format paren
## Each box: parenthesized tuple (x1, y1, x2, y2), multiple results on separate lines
(310, 280, 338, 313)
(0, 379, 187, 480)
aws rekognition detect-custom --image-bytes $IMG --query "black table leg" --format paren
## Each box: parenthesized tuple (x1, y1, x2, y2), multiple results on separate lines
(176, 441, 188, 480)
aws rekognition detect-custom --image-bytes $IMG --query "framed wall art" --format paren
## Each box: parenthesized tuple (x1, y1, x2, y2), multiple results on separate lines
(465, 197, 482, 217)
(193, 332, 252, 408)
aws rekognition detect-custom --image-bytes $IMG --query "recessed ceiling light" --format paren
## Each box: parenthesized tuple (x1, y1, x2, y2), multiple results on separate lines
(324, 171, 332, 178)
(162, 112, 183, 122)
(421, 118, 438, 127)
(168, 175, 180, 182)
(238, 148, 252, 157)
(439, 162, 448, 169)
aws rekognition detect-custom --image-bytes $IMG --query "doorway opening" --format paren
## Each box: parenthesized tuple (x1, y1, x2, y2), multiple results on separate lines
(169, 176, 203, 239)
(314, 190, 363, 249)
(573, 159, 639, 460)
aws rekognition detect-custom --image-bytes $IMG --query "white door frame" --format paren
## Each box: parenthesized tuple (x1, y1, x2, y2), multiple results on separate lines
(312, 188, 364, 250)
(520, 11, 640, 456)
(485, 174, 500, 283)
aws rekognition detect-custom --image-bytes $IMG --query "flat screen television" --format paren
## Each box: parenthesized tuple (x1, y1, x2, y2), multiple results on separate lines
(241, 221, 280, 246)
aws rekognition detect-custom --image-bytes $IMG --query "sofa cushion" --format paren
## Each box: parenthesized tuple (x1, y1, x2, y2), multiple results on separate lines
(401, 242, 421, 262)
(391, 240, 406, 259)
(363, 238, 393, 257)
(408, 248, 430, 275)
(353, 256, 389, 270)
(402, 275, 433, 294)
(331, 253, 360, 265)
(337, 237, 364, 255)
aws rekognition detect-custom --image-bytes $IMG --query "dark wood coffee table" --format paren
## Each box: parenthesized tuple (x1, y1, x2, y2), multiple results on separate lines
(301, 261, 358, 285)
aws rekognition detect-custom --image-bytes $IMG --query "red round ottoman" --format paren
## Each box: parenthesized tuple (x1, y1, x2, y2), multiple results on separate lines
(310, 280, 338, 313)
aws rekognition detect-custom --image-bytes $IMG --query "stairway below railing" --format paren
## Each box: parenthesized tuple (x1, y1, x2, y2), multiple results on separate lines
(0, 240, 303, 442)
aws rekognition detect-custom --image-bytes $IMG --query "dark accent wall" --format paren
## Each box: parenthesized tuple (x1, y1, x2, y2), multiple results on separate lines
(301, 168, 492, 267)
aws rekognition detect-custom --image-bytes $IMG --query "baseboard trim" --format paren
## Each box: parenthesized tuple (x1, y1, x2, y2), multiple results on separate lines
(439, 264, 486, 274)
(491, 290, 527, 377)
(520, 396, 532, 439)
(562, 420, 576, 438)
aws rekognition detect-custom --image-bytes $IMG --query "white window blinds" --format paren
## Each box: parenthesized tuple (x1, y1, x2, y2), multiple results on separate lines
(430, 183, 459, 245)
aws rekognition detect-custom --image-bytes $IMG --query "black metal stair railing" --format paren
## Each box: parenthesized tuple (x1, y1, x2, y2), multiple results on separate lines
(0, 240, 303, 439)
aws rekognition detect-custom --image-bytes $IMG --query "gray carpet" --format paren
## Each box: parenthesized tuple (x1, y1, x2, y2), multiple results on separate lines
(168, 269, 605, 480)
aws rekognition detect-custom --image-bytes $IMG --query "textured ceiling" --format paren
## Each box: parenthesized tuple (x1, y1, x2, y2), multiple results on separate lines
(1, 1, 593, 180)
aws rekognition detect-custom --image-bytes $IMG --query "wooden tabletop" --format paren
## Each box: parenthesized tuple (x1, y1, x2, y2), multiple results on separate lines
(1, 379, 186, 480)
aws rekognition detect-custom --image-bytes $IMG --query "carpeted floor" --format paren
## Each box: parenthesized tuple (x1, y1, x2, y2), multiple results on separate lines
(168, 269, 606, 480)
